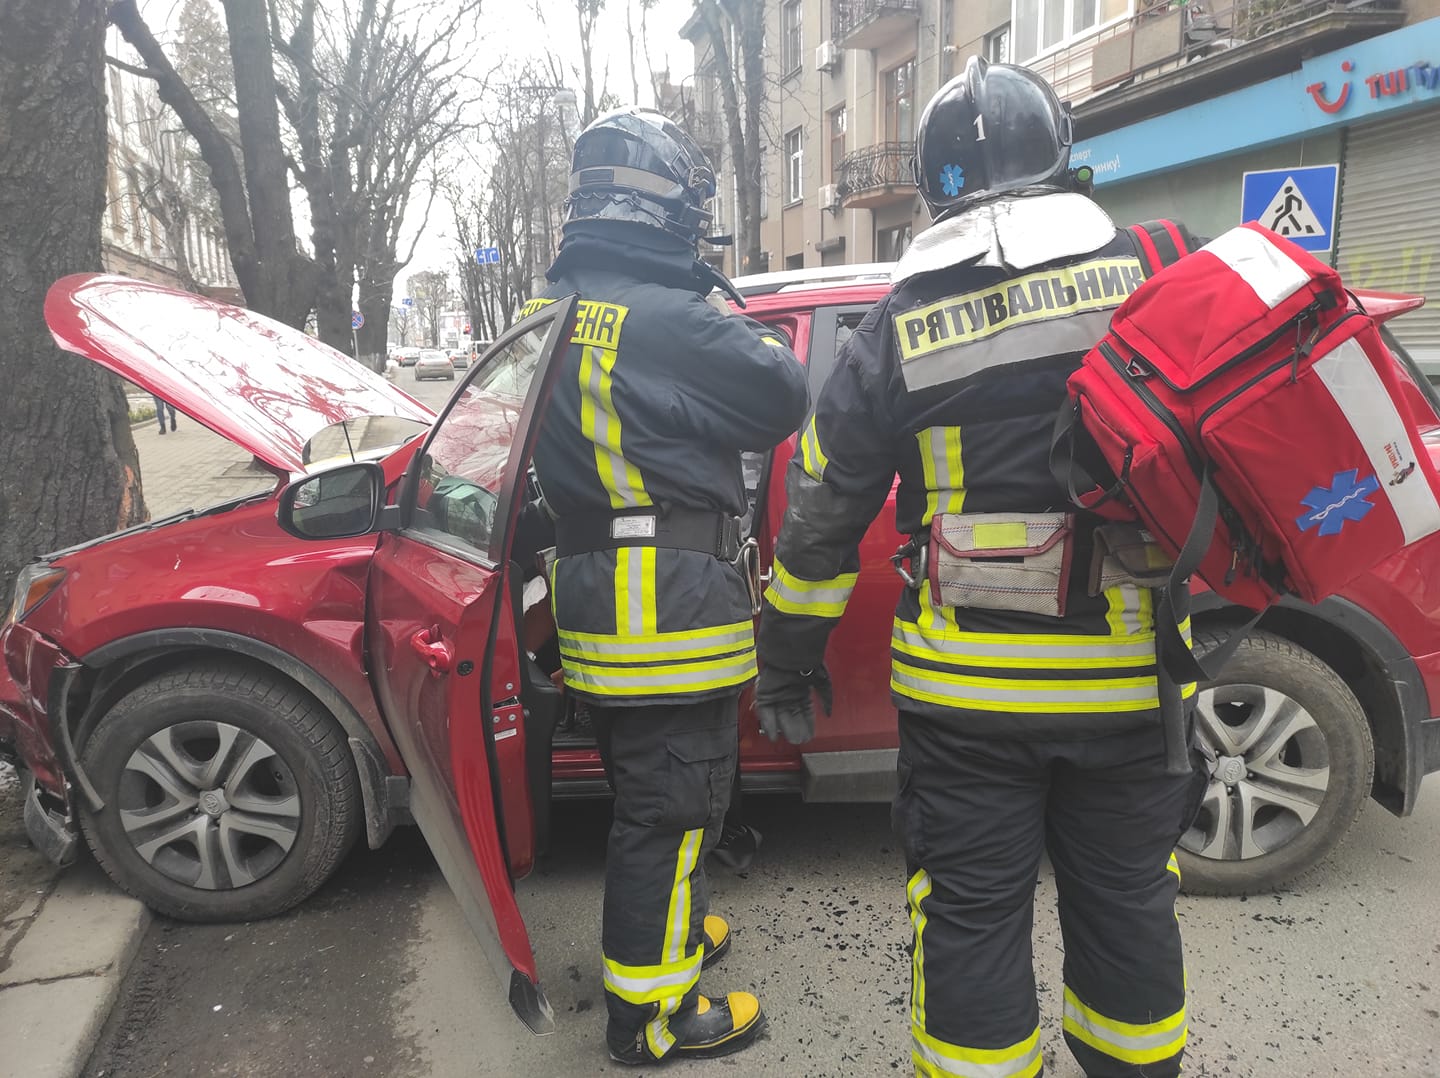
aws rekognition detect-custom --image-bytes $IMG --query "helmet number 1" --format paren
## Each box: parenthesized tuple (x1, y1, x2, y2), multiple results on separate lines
(973, 114, 987, 141)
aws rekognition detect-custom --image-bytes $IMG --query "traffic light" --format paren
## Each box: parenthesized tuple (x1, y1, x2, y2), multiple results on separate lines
(463, 323, 471, 335)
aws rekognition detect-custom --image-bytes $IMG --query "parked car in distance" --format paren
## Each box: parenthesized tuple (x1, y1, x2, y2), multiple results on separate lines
(2, 268, 1438, 1039)
(414, 349, 454, 381)
(449, 350, 470, 370)
(393, 346, 421, 367)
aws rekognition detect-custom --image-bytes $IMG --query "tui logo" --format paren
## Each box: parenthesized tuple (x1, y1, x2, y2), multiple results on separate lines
(1297, 469, 1380, 536)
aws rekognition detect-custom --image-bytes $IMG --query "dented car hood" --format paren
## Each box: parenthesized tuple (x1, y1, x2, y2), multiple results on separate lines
(45, 274, 434, 474)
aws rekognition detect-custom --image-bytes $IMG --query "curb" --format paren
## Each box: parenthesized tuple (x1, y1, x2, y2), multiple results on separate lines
(0, 861, 151, 1078)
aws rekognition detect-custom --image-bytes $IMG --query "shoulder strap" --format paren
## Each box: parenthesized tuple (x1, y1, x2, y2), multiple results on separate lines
(1127, 219, 1192, 276)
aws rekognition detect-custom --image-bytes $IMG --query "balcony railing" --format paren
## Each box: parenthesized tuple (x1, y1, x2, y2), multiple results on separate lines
(1030, 0, 1404, 109)
(836, 142, 915, 210)
(833, 0, 919, 51)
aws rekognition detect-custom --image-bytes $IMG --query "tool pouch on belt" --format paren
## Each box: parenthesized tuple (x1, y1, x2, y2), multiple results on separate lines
(1087, 523, 1174, 596)
(927, 512, 1074, 617)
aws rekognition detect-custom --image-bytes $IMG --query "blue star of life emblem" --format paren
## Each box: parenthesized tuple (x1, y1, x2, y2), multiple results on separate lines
(1296, 469, 1381, 536)
(940, 164, 965, 197)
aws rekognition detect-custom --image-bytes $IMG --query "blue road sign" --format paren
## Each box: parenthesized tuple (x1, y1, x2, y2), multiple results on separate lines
(1241, 165, 1339, 253)
(475, 246, 501, 265)
(401, 297, 414, 307)
(351, 310, 365, 330)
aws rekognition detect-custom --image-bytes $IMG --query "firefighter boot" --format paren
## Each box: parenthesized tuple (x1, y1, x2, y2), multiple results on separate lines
(608, 993, 767, 1065)
(701, 915, 730, 969)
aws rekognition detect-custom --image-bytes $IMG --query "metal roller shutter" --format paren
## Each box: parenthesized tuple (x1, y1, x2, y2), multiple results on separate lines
(1335, 108, 1440, 374)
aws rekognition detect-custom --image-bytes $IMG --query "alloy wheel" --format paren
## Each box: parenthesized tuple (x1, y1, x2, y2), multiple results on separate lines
(1180, 684, 1331, 862)
(117, 720, 301, 890)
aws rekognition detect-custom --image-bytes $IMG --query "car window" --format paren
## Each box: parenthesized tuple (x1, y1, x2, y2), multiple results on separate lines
(409, 324, 550, 560)
(1381, 326, 1440, 425)
(807, 305, 874, 393)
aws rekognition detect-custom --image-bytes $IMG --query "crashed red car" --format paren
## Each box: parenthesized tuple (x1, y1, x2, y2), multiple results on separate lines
(2, 270, 1439, 1035)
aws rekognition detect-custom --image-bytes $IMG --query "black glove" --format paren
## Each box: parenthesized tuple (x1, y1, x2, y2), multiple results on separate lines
(754, 665, 832, 745)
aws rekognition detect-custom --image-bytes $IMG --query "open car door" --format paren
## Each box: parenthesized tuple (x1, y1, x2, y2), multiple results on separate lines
(365, 297, 576, 1033)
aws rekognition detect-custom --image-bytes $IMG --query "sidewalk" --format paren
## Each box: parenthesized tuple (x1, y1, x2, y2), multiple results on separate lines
(131, 412, 275, 519)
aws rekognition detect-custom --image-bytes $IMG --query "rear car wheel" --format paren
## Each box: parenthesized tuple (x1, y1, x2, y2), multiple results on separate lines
(1177, 629, 1373, 895)
(78, 663, 360, 922)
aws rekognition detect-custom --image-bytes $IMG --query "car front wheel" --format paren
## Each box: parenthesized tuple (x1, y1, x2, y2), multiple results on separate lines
(1176, 629, 1374, 896)
(79, 663, 360, 922)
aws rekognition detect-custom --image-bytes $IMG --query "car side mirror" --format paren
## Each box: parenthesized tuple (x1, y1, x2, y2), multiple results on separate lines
(277, 461, 391, 540)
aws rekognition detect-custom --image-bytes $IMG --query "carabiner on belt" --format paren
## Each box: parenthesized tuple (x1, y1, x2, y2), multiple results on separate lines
(734, 537, 763, 615)
(890, 536, 927, 591)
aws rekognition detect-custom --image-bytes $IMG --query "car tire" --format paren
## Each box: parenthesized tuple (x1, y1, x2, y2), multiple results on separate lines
(1176, 628, 1373, 896)
(78, 663, 361, 922)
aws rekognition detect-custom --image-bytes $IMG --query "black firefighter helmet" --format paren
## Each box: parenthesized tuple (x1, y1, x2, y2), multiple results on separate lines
(913, 57, 1075, 221)
(564, 107, 717, 248)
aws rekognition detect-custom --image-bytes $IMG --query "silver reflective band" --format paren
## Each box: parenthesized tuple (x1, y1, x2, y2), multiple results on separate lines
(892, 664, 1159, 706)
(910, 1032, 1042, 1078)
(571, 164, 683, 199)
(1198, 227, 1310, 309)
(559, 626, 753, 661)
(1063, 995, 1186, 1058)
(892, 621, 1156, 663)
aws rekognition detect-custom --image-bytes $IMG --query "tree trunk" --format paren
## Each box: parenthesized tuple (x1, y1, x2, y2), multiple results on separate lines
(221, 0, 316, 328)
(356, 275, 392, 372)
(0, 0, 146, 596)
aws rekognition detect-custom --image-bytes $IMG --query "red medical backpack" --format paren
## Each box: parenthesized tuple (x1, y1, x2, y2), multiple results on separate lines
(1055, 221, 1440, 673)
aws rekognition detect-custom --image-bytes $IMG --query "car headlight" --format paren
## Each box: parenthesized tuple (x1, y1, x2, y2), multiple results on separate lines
(7, 563, 65, 625)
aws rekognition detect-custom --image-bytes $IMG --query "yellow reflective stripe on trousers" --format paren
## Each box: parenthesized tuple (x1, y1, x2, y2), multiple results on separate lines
(764, 555, 858, 618)
(559, 621, 754, 663)
(907, 871, 932, 1029)
(916, 426, 966, 524)
(1167, 852, 1181, 883)
(798, 415, 829, 481)
(643, 828, 704, 1058)
(913, 1025, 1043, 1078)
(614, 547, 658, 637)
(1103, 584, 1154, 636)
(603, 946, 703, 1005)
(891, 661, 1160, 713)
(893, 619, 1158, 669)
(579, 338, 650, 509)
(563, 650, 758, 696)
(1062, 987, 1186, 1066)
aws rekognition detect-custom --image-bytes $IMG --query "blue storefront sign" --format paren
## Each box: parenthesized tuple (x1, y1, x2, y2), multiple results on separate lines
(1240, 165, 1339, 252)
(1073, 18, 1440, 187)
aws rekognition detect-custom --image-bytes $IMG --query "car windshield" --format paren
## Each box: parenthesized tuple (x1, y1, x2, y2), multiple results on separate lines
(302, 415, 430, 470)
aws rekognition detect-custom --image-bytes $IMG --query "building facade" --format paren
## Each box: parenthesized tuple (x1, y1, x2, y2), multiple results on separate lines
(681, 2, 1440, 368)
(103, 28, 237, 299)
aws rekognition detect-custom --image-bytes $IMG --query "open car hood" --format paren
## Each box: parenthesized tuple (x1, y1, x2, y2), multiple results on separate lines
(45, 274, 435, 474)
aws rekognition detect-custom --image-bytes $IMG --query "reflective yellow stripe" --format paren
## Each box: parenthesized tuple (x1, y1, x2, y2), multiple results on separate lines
(916, 426, 965, 524)
(602, 947, 703, 1005)
(913, 1025, 1043, 1078)
(893, 619, 1157, 669)
(892, 660, 1160, 713)
(613, 547, 658, 637)
(1062, 987, 1186, 1066)
(559, 622, 753, 663)
(916, 581, 959, 633)
(764, 555, 858, 618)
(641, 828, 704, 1057)
(798, 415, 829, 481)
(578, 320, 649, 509)
(907, 870, 931, 1029)
(563, 650, 758, 696)
(1167, 852, 1181, 882)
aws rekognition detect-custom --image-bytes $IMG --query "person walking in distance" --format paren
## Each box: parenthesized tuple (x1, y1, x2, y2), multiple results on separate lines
(754, 59, 1209, 1078)
(153, 394, 177, 434)
(529, 107, 808, 1066)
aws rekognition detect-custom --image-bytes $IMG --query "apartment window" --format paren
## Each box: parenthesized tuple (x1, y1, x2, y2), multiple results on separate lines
(985, 23, 1011, 63)
(884, 59, 917, 144)
(1012, 0, 1125, 62)
(876, 223, 913, 262)
(829, 106, 847, 183)
(781, 0, 803, 75)
(784, 128, 804, 204)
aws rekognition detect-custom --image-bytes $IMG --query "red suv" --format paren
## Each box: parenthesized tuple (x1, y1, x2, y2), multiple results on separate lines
(2, 271, 1438, 1034)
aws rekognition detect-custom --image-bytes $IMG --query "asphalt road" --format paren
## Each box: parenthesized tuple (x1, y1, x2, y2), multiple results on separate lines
(82, 785, 1440, 1078)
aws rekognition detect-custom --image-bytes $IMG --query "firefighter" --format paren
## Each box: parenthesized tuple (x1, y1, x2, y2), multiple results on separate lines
(530, 107, 808, 1065)
(754, 59, 1209, 1078)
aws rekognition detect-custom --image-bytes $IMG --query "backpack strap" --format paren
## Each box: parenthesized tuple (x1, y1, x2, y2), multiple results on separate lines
(1127, 219, 1192, 276)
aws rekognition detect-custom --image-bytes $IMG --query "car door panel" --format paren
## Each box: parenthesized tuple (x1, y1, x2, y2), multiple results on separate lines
(366, 297, 577, 1035)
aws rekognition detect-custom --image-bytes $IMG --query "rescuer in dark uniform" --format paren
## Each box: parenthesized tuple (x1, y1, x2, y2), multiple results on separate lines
(754, 60, 1207, 1078)
(529, 107, 808, 1066)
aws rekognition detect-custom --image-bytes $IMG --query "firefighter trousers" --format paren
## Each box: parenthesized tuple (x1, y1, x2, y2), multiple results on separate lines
(592, 695, 739, 1060)
(894, 712, 1207, 1078)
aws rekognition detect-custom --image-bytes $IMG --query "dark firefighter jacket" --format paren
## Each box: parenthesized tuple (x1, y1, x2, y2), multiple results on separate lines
(757, 194, 1201, 739)
(531, 227, 809, 707)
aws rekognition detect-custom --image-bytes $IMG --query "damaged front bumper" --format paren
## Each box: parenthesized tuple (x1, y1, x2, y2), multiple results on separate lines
(21, 767, 78, 866)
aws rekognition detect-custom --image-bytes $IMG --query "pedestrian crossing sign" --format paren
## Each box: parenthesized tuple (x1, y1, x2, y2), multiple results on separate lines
(1240, 164, 1339, 253)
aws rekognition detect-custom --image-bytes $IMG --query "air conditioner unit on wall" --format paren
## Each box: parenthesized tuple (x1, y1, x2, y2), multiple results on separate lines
(819, 184, 841, 211)
(816, 41, 840, 73)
